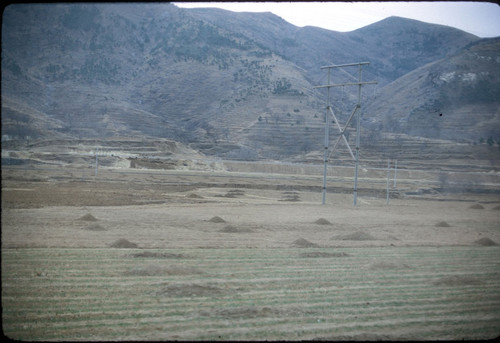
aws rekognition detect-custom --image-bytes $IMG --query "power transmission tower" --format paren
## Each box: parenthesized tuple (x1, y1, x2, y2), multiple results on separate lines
(314, 62, 377, 205)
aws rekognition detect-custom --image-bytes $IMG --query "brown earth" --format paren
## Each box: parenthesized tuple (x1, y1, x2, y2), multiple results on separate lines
(2, 164, 500, 249)
(2, 161, 500, 341)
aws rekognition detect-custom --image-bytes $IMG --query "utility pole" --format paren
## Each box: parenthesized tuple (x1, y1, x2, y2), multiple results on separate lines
(314, 62, 377, 205)
(393, 159, 398, 188)
(95, 147, 99, 177)
(321, 68, 331, 205)
(386, 159, 391, 205)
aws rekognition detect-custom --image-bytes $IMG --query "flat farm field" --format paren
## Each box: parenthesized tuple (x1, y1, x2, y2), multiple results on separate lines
(2, 165, 500, 340)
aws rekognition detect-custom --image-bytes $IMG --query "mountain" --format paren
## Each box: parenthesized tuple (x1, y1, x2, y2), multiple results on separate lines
(2, 3, 326, 160)
(365, 37, 500, 142)
(188, 10, 478, 86)
(2, 3, 497, 164)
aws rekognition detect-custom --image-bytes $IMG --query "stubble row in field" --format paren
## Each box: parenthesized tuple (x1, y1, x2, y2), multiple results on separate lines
(2, 246, 500, 341)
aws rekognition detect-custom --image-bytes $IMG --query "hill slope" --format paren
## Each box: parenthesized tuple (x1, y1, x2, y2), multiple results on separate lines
(365, 37, 500, 142)
(2, 3, 497, 165)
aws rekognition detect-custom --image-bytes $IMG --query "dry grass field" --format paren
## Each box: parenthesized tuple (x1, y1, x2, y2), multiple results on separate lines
(2, 163, 500, 341)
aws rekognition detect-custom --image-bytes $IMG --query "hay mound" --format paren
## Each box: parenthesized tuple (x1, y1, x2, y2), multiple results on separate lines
(470, 203, 485, 209)
(208, 216, 226, 223)
(187, 193, 203, 199)
(492, 205, 500, 210)
(292, 238, 319, 248)
(435, 221, 451, 227)
(110, 238, 138, 248)
(300, 252, 350, 258)
(474, 237, 498, 246)
(83, 223, 106, 231)
(314, 218, 332, 225)
(331, 231, 376, 241)
(79, 213, 98, 221)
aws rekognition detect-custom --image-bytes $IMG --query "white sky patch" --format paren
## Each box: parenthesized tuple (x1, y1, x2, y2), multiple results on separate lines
(174, 1, 500, 38)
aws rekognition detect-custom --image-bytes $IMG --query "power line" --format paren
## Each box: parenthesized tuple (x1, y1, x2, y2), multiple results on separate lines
(314, 62, 377, 205)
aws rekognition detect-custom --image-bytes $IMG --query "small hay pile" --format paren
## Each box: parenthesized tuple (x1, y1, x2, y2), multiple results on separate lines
(474, 237, 498, 246)
(208, 216, 226, 223)
(79, 213, 98, 221)
(435, 221, 451, 227)
(314, 218, 332, 225)
(292, 238, 319, 248)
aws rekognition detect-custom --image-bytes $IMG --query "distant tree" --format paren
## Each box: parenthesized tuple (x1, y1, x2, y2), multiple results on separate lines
(487, 136, 494, 146)
(272, 78, 292, 95)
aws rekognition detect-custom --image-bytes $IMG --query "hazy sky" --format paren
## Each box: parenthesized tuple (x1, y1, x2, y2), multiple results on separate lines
(174, 1, 500, 38)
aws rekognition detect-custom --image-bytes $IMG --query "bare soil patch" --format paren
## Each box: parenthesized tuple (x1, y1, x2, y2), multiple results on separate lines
(331, 231, 377, 241)
(130, 252, 184, 258)
(300, 252, 350, 258)
(155, 283, 226, 297)
(110, 238, 138, 248)
(219, 225, 253, 233)
(280, 191, 301, 202)
(432, 275, 484, 286)
(210, 306, 311, 320)
(82, 223, 106, 231)
(217, 189, 245, 198)
(211, 306, 276, 319)
(368, 261, 411, 270)
(124, 264, 202, 276)
(470, 203, 485, 209)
